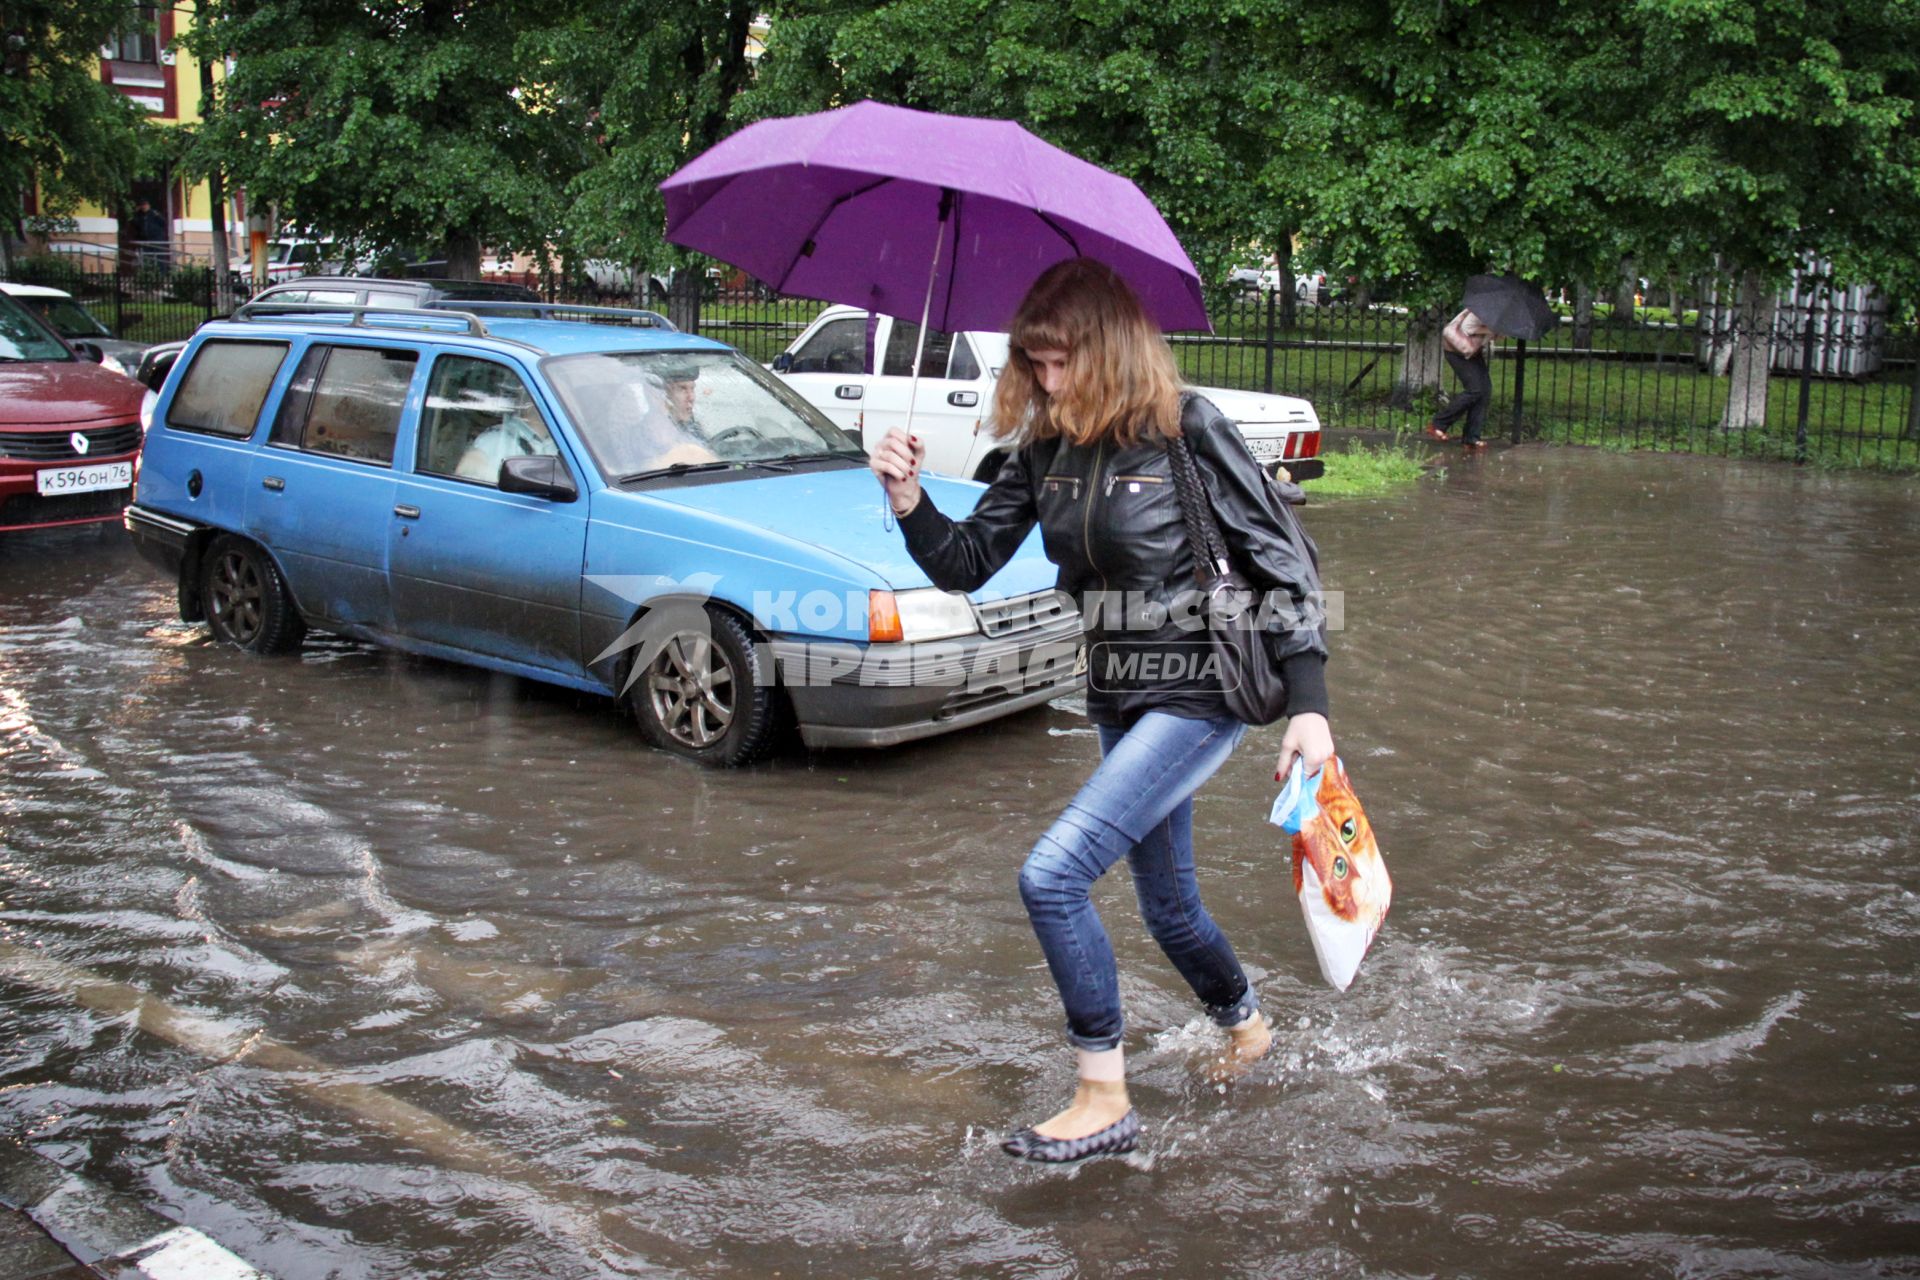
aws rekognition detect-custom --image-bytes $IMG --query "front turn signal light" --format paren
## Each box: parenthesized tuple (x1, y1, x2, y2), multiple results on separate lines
(868, 590, 904, 643)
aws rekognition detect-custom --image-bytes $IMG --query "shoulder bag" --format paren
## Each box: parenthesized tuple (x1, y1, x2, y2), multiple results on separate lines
(1162, 429, 1292, 726)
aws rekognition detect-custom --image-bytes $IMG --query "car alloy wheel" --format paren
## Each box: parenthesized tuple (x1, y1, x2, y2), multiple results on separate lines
(645, 631, 734, 749)
(626, 604, 782, 766)
(199, 534, 306, 654)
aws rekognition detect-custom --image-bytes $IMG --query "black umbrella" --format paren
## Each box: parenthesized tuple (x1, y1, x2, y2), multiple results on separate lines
(1462, 274, 1556, 340)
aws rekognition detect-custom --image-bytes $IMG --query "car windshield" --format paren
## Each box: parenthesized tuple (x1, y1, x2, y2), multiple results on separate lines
(36, 297, 112, 340)
(0, 294, 74, 362)
(544, 349, 862, 482)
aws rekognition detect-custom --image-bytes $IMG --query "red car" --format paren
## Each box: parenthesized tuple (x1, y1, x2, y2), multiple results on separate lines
(0, 289, 145, 532)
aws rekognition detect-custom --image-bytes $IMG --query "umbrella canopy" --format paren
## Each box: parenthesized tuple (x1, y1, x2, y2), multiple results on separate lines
(1462, 274, 1557, 341)
(660, 100, 1210, 334)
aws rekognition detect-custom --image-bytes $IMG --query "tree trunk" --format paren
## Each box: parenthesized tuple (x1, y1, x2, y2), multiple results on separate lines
(667, 267, 701, 334)
(1389, 305, 1446, 409)
(1273, 237, 1297, 330)
(201, 56, 237, 312)
(1613, 255, 1637, 323)
(1905, 353, 1920, 442)
(1719, 267, 1776, 431)
(1572, 282, 1594, 348)
(443, 232, 483, 281)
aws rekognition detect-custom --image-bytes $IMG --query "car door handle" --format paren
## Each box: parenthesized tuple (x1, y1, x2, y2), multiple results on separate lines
(393, 504, 420, 519)
(948, 391, 978, 407)
(261, 476, 285, 491)
(834, 384, 864, 400)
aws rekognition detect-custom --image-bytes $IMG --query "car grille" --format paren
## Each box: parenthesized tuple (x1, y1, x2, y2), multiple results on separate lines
(0, 487, 131, 529)
(0, 424, 142, 461)
(975, 589, 1074, 638)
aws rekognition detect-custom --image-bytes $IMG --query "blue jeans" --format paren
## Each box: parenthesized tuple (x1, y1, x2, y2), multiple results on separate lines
(1018, 712, 1259, 1050)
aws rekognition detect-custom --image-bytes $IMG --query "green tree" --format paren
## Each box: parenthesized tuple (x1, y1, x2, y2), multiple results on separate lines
(1273, 0, 1920, 425)
(744, 0, 1312, 309)
(1615, 0, 1920, 428)
(185, 0, 596, 278)
(0, 0, 153, 272)
(529, 0, 758, 327)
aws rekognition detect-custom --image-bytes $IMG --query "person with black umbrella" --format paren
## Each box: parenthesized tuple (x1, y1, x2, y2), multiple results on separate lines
(1424, 274, 1556, 450)
(1424, 307, 1501, 449)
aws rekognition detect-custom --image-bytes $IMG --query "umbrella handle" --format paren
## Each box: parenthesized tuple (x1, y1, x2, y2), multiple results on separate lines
(901, 188, 954, 446)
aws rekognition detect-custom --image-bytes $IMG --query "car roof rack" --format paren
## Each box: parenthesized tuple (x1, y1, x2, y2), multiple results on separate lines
(231, 301, 494, 337)
(447, 300, 677, 331)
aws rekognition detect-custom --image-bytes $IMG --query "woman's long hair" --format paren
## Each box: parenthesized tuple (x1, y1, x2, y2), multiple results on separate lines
(991, 258, 1184, 449)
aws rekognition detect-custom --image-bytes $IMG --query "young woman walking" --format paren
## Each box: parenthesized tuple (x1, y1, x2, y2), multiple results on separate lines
(870, 258, 1334, 1163)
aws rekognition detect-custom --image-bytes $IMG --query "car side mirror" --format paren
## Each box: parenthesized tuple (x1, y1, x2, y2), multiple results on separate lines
(498, 454, 579, 502)
(770, 352, 794, 373)
(137, 350, 180, 391)
(70, 340, 105, 364)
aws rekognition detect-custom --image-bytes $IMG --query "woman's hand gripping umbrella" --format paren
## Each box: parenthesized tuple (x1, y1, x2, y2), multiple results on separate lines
(1270, 757, 1391, 991)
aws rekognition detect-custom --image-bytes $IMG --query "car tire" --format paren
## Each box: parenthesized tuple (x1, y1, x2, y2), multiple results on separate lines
(626, 604, 781, 767)
(200, 534, 306, 654)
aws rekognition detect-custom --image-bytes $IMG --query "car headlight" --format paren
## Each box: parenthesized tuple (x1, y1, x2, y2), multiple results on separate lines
(139, 388, 158, 433)
(867, 588, 980, 643)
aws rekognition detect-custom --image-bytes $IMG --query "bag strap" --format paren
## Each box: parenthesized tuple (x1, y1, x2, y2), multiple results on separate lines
(1164, 430, 1232, 588)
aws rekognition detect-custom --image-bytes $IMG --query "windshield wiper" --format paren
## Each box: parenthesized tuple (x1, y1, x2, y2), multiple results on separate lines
(616, 460, 737, 484)
(755, 448, 870, 467)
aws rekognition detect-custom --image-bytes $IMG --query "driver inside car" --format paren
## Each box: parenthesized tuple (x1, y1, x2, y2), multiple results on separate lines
(562, 358, 719, 477)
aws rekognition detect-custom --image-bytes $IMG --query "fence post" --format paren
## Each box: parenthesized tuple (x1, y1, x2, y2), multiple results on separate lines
(1509, 338, 1528, 444)
(1795, 290, 1817, 464)
(112, 260, 124, 339)
(1262, 287, 1276, 395)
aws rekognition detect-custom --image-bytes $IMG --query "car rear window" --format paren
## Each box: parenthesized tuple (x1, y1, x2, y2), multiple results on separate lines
(269, 344, 417, 465)
(168, 340, 291, 438)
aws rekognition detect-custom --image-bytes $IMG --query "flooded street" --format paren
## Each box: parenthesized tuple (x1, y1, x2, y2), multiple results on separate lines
(2, 447, 1916, 1278)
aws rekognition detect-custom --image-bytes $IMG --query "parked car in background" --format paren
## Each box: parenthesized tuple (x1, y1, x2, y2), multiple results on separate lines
(248, 275, 544, 310)
(1, 282, 149, 374)
(125, 303, 1080, 765)
(0, 289, 145, 532)
(770, 305, 1324, 483)
(260, 238, 347, 281)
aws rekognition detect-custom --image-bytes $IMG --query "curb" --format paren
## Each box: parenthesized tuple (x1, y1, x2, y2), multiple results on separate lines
(0, 1143, 272, 1280)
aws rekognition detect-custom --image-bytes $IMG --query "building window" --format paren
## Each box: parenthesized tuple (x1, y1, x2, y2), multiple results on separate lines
(103, 6, 160, 64)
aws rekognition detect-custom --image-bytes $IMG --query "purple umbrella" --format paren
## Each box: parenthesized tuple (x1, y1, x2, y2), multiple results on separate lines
(659, 100, 1210, 337)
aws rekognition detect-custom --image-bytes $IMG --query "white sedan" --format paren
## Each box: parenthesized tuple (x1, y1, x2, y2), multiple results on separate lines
(771, 304, 1324, 483)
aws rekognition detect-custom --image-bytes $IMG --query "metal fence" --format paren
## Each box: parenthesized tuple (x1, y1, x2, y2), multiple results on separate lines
(1168, 289, 1920, 472)
(9, 256, 224, 347)
(14, 257, 1914, 472)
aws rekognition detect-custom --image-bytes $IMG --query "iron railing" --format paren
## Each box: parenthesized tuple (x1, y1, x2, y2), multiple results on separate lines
(12, 259, 1912, 471)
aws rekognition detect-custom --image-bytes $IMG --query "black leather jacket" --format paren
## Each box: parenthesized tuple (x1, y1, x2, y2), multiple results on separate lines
(897, 394, 1329, 727)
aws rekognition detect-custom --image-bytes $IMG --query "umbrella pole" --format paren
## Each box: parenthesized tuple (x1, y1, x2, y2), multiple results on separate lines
(902, 189, 954, 442)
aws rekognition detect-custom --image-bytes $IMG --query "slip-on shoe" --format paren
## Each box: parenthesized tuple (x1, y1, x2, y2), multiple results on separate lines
(1000, 1109, 1140, 1164)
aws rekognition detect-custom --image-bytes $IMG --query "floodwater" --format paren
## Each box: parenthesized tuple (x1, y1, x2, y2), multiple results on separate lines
(1, 448, 1915, 1278)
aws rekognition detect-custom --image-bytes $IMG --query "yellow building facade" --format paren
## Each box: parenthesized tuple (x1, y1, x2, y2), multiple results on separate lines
(38, 3, 243, 266)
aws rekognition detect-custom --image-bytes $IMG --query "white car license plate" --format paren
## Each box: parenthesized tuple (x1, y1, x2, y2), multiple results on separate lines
(1244, 436, 1286, 461)
(36, 461, 133, 497)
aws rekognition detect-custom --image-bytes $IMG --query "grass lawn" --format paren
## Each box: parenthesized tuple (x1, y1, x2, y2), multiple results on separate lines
(1310, 440, 1432, 499)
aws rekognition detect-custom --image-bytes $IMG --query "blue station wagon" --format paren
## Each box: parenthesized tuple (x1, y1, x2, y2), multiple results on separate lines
(125, 304, 1082, 765)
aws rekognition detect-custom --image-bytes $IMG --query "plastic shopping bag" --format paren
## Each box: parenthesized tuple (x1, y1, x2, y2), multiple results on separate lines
(1269, 756, 1392, 991)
